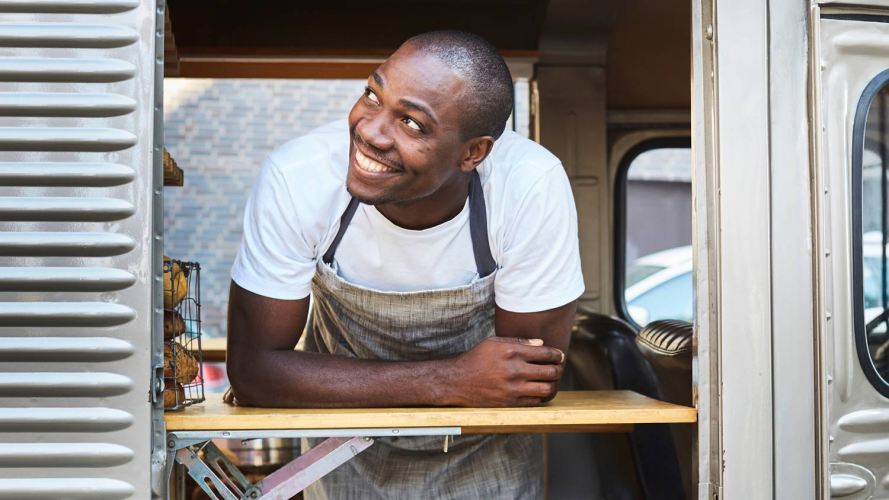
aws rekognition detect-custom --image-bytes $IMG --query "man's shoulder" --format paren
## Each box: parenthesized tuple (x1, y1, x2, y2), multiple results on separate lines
(488, 130, 561, 172)
(483, 130, 565, 200)
(266, 120, 350, 180)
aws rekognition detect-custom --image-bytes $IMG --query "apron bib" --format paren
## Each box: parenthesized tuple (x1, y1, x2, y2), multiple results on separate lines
(302, 170, 544, 499)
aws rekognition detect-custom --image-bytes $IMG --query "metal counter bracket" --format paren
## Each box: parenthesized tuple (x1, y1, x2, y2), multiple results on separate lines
(166, 427, 460, 499)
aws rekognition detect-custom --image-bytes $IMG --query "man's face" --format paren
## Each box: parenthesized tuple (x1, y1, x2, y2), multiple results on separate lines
(347, 45, 469, 205)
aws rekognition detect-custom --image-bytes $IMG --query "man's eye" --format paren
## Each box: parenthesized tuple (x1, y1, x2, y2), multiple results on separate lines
(364, 88, 380, 105)
(404, 118, 422, 132)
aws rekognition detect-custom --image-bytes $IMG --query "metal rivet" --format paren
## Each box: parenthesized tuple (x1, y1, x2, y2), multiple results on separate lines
(825, 251, 830, 257)
(392, 429, 399, 434)
(705, 25, 714, 40)
(826, 312, 832, 320)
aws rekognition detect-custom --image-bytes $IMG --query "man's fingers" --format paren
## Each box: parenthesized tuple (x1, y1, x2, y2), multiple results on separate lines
(521, 362, 564, 381)
(488, 336, 544, 346)
(520, 382, 556, 399)
(514, 344, 564, 364)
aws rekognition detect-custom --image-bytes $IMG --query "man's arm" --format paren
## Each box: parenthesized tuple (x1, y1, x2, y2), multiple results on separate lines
(226, 281, 565, 408)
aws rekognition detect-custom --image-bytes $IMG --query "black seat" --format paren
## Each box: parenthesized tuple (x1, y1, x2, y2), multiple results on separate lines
(570, 312, 686, 500)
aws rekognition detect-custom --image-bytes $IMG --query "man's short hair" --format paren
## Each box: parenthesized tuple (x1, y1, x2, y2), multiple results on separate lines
(405, 30, 514, 140)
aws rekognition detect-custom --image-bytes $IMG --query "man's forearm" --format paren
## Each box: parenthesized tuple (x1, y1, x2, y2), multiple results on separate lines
(228, 348, 458, 408)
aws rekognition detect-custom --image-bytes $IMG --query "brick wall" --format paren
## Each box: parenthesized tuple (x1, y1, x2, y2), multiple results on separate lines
(163, 79, 366, 337)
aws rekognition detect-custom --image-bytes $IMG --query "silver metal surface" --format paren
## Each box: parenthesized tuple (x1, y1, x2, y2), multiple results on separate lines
(177, 448, 240, 500)
(0, 0, 157, 494)
(830, 473, 868, 497)
(0, 127, 136, 151)
(0, 267, 136, 291)
(0, 196, 133, 221)
(0, 0, 139, 13)
(170, 427, 461, 442)
(712, 0, 775, 496)
(0, 372, 131, 397)
(0, 23, 138, 48)
(0, 162, 134, 186)
(0, 443, 133, 467)
(691, 0, 719, 497)
(838, 408, 889, 431)
(0, 57, 135, 82)
(0, 232, 135, 256)
(0, 93, 136, 117)
(254, 436, 375, 499)
(0, 478, 134, 498)
(0, 337, 133, 361)
(816, 11, 889, 500)
(769, 1, 818, 497)
(0, 407, 132, 432)
(0, 301, 134, 326)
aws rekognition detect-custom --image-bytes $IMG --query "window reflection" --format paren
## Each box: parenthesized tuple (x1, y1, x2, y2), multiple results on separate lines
(622, 145, 692, 327)
(861, 85, 889, 381)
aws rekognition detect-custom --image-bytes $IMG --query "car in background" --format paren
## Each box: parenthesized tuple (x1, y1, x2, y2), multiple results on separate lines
(625, 238, 888, 331)
(625, 246, 693, 326)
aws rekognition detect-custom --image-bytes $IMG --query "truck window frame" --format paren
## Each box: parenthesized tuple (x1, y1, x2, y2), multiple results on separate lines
(852, 68, 889, 399)
(613, 136, 692, 329)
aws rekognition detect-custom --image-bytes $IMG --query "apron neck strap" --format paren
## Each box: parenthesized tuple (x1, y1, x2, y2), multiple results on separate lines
(322, 169, 497, 277)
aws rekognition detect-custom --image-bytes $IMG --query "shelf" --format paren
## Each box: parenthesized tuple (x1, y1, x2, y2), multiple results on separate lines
(165, 390, 696, 434)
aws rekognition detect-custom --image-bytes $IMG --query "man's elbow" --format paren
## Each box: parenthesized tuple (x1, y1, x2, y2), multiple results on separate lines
(226, 349, 265, 406)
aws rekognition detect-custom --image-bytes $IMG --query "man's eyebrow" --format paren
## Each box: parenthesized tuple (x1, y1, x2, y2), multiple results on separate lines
(371, 71, 384, 87)
(398, 98, 439, 125)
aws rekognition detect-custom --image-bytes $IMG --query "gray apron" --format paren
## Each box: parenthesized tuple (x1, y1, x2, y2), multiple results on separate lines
(302, 170, 544, 499)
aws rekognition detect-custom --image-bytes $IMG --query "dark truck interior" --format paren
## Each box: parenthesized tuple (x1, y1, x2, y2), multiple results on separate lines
(164, 0, 694, 498)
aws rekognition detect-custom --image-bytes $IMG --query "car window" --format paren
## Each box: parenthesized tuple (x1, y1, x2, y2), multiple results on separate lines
(628, 272, 694, 325)
(618, 140, 692, 327)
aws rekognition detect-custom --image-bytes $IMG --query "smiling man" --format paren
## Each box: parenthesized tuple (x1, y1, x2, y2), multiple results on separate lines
(227, 30, 584, 499)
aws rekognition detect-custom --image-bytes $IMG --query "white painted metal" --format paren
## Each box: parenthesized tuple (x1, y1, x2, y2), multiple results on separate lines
(769, 1, 819, 498)
(0, 0, 158, 497)
(691, 0, 720, 497)
(815, 10, 889, 499)
(712, 0, 775, 497)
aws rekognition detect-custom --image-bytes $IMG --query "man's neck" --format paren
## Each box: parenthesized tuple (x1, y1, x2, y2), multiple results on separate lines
(375, 174, 471, 230)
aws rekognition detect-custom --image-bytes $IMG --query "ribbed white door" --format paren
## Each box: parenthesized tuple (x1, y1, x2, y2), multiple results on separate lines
(0, 0, 156, 498)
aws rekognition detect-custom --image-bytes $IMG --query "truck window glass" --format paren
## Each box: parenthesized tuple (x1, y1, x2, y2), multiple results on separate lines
(854, 72, 889, 392)
(617, 140, 692, 327)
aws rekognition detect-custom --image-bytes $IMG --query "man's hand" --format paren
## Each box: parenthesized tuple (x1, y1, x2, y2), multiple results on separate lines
(449, 336, 565, 407)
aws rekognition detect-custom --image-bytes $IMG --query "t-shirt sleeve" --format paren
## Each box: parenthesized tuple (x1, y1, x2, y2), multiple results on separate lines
(230, 157, 316, 300)
(494, 164, 585, 312)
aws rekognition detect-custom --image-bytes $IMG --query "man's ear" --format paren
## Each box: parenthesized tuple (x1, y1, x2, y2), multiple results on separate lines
(459, 136, 495, 173)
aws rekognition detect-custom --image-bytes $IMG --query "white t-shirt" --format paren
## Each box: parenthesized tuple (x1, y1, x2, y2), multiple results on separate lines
(231, 120, 584, 313)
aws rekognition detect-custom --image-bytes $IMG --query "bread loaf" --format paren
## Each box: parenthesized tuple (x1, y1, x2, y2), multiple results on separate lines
(164, 382, 185, 409)
(164, 343, 199, 385)
(164, 311, 186, 340)
(163, 256, 188, 309)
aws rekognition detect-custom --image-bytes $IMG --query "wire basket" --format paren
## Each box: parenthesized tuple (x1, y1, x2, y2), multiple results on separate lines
(163, 259, 204, 411)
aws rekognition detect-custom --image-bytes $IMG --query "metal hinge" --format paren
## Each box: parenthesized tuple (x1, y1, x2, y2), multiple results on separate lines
(151, 364, 164, 404)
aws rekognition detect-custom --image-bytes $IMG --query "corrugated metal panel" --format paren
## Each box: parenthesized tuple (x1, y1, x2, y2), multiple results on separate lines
(0, 0, 155, 495)
(0, 162, 134, 186)
(0, 0, 139, 14)
(0, 337, 133, 361)
(0, 93, 136, 117)
(0, 58, 135, 82)
(0, 478, 134, 499)
(0, 267, 135, 291)
(0, 23, 139, 48)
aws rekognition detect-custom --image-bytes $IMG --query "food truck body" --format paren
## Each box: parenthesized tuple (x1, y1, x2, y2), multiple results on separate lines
(0, 0, 888, 498)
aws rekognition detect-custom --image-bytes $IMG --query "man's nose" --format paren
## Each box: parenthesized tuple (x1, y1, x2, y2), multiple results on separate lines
(356, 113, 394, 151)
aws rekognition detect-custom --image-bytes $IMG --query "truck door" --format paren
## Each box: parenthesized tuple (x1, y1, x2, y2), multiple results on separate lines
(0, 1, 160, 497)
(817, 8, 889, 499)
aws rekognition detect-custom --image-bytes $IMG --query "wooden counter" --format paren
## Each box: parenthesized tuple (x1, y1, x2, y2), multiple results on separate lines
(165, 390, 696, 434)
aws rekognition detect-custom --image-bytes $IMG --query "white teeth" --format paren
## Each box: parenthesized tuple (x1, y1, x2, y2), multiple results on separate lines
(356, 149, 396, 174)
